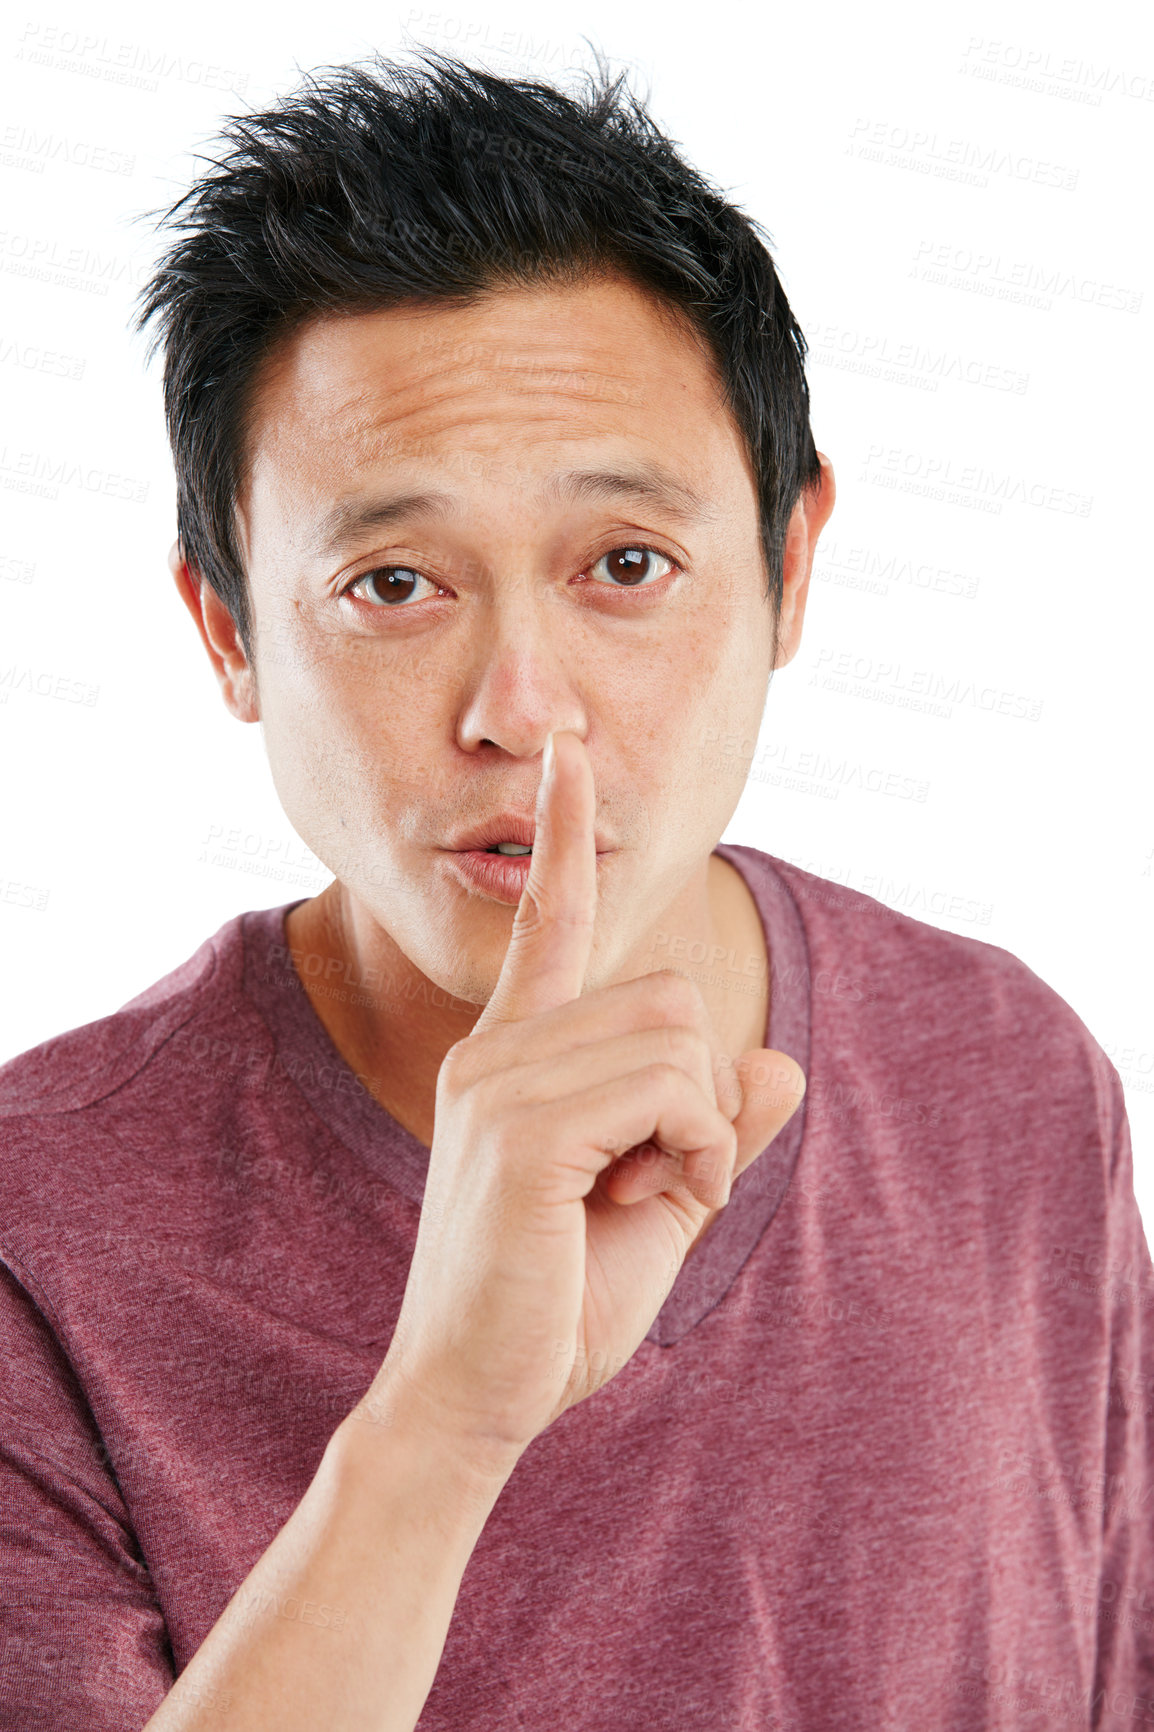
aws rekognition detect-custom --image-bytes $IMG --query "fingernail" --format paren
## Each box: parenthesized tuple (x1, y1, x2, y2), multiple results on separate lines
(542, 731, 557, 788)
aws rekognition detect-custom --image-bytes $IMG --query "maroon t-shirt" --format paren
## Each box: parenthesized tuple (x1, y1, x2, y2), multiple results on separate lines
(1, 844, 1151, 1729)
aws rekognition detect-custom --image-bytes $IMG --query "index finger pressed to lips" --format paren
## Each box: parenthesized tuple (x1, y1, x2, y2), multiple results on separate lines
(472, 730, 599, 1031)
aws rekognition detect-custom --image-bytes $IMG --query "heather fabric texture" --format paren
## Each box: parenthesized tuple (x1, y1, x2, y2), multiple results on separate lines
(0, 843, 1150, 1730)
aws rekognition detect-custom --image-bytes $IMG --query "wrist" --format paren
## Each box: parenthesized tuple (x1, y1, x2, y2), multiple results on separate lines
(336, 1370, 525, 1508)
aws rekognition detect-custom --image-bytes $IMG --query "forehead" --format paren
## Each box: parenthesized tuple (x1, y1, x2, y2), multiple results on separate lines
(237, 272, 755, 546)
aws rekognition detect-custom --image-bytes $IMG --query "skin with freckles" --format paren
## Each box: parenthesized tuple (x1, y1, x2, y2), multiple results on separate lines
(172, 269, 835, 1255)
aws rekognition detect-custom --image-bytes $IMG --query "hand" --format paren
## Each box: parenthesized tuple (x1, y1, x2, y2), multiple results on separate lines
(357, 730, 806, 1470)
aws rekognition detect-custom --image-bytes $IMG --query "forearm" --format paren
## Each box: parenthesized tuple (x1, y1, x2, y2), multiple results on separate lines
(142, 1395, 518, 1732)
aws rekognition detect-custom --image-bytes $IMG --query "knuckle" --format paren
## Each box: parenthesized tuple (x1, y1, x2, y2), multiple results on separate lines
(644, 1059, 692, 1092)
(439, 1033, 501, 1099)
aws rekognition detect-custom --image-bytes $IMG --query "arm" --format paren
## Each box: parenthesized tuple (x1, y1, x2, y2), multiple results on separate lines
(144, 1389, 518, 1732)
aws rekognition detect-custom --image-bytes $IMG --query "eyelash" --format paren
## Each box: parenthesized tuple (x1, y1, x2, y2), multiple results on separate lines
(339, 544, 681, 609)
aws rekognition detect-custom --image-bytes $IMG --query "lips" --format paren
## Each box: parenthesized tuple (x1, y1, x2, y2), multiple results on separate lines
(445, 811, 614, 853)
(445, 812, 538, 852)
(442, 843, 612, 906)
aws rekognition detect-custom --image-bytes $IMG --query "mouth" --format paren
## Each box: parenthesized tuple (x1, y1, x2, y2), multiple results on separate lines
(441, 841, 612, 905)
(445, 812, 614, 854)
(471, 842, 613, 857)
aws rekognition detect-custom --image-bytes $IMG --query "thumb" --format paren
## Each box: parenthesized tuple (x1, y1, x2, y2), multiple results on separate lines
(729, 1050, 807, 1182)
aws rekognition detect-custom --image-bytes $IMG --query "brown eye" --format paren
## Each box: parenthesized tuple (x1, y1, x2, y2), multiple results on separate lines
(347, 567, 430, 606)
(589, 547, 674, 588)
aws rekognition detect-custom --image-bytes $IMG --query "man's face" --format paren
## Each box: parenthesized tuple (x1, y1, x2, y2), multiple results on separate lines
(233, 271, 795, 1002)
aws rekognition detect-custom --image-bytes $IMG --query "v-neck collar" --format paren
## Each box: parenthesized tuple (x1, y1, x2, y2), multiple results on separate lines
(241, 842, 811, 1347)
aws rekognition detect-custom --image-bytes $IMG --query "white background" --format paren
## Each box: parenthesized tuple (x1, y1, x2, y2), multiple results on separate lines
(1, 1, 1151, 1211)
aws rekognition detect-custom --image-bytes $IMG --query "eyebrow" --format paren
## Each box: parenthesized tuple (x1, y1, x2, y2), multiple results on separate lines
(312, 464, 716, 558)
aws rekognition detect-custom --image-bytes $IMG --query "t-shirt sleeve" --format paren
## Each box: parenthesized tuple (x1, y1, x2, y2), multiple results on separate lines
(0, 1253, 175, 1729)
(1092, 1072, 1154, 1723)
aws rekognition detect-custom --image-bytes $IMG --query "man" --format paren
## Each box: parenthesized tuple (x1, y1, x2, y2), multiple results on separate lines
(1, 51, 1149, 1732)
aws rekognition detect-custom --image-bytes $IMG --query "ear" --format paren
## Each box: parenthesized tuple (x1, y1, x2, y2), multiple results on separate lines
(169, 540, 259, 723)
(773, 452, 836, 671)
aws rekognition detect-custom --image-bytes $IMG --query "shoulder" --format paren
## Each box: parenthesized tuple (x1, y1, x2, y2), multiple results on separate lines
(0, 904, 304, 1295)
(728, 844, 1121, 1142)
(0, 918, 234, 1122)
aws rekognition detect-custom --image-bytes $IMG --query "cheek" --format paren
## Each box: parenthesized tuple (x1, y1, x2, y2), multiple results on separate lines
(667, 603, 770, 726)
(262, 628, 428, 741)
(256, 644, 381, 813)
(665, 612, 772, 813)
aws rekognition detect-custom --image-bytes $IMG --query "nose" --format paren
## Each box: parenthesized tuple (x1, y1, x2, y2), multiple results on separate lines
(454, 590, 588, 761)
